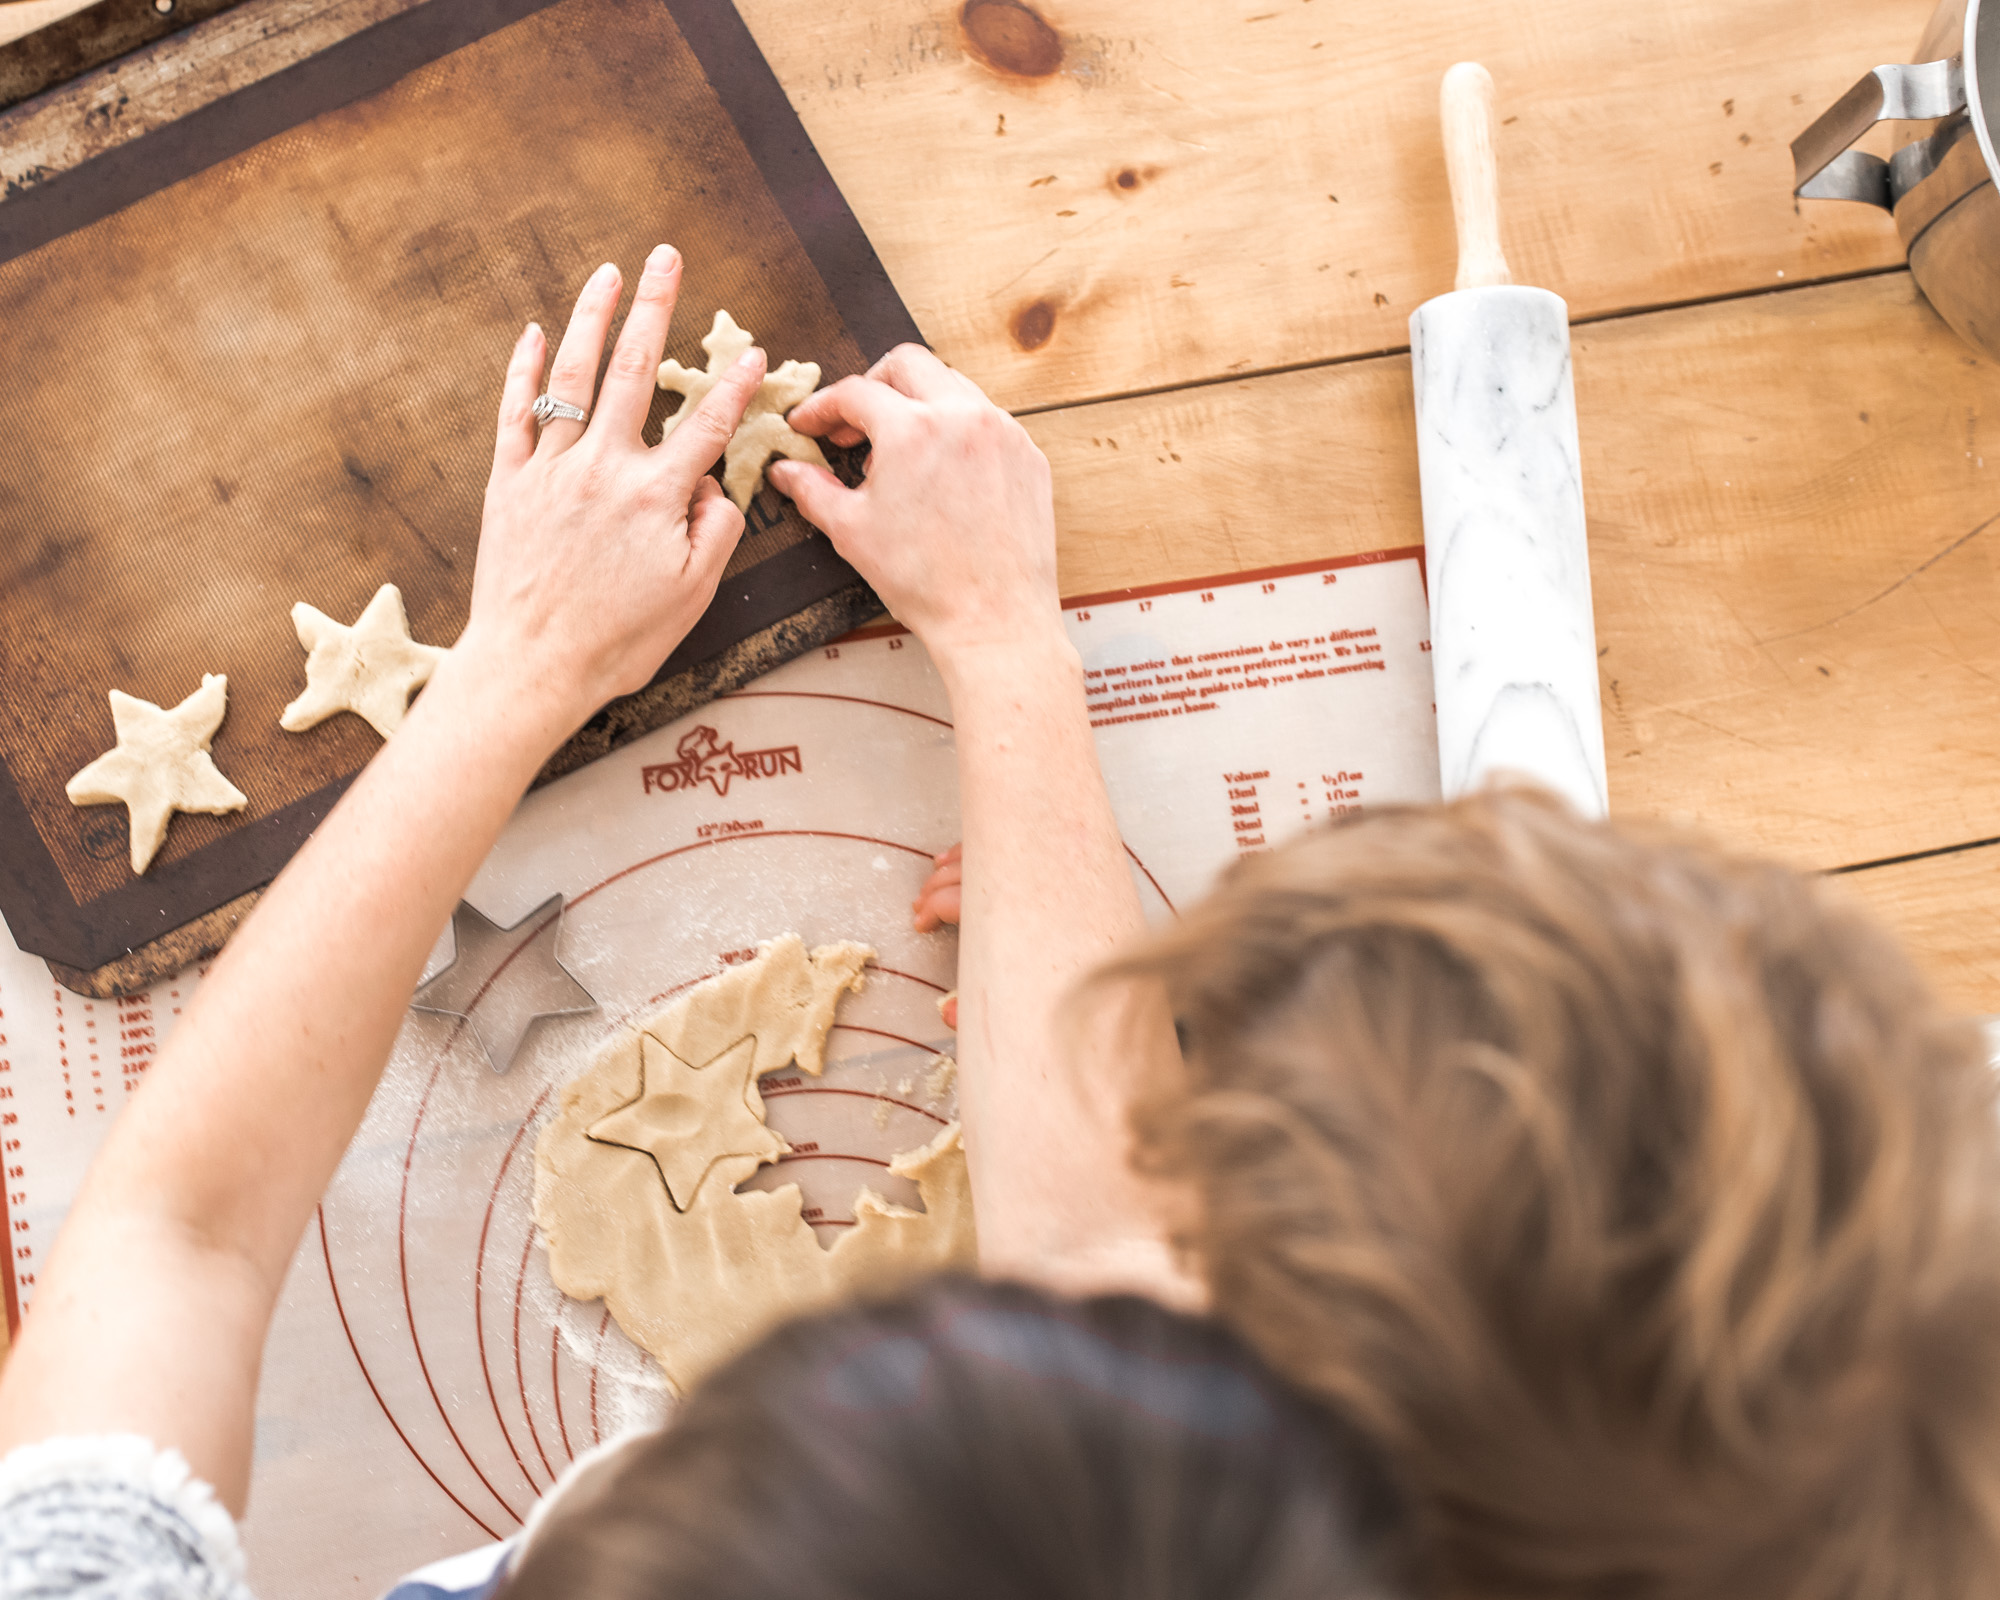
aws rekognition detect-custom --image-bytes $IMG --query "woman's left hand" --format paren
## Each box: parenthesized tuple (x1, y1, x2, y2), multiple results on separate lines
(463, 244, 767, 745)
(0, 246, 768, 1512)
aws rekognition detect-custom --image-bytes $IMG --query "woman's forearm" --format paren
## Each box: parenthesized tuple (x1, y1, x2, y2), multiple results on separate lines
(0, 645, 567, 1505)
(101, 645, 566, 1264)
(940, 630, 1200, 1307)
(0, 243, 767, 1511)
(768, 352, 1199, 1307)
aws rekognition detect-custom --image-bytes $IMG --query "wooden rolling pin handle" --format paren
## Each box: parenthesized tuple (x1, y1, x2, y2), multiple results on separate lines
(1441, 61, 1512, 291)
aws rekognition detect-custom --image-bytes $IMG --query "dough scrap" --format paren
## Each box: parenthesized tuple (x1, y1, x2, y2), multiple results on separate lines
(66, 673, 248, 874)
(280, 582, 446, 740)
(656, 310, 829, 512)
(535, 935, 976, 1393)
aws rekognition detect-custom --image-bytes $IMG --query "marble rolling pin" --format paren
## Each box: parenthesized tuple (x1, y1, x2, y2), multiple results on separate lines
(1410, 62, 1608, 818)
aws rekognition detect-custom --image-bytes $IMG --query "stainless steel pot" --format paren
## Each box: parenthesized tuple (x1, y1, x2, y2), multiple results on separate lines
(1794, 0, 2000, 357)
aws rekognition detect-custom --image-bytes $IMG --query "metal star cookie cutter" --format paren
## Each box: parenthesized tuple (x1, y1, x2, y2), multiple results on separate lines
(411, 892, 598, 1073)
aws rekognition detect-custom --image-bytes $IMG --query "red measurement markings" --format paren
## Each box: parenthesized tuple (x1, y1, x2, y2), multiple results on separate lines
(1225, 769, 1268, 853)
(117, 992, 157, 1092)
(316, 1209, 503, 1542)
(1061, 545, 1424, 610)
(0, 998, 21, 1338)
(1321, 768, 1365, 822)
(88, 998, 104, 1112)
(50, 984, 74, 1119)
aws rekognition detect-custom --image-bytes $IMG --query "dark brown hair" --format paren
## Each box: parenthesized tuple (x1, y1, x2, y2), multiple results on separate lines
(1114, 787, 2000, 1600)
(505, 1278, 1411, 1600)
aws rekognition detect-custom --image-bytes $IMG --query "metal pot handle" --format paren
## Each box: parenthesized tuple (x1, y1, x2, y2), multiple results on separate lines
(1792, 57, 1966, 208)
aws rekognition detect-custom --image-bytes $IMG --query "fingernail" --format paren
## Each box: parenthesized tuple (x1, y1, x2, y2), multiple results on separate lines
(646, 244, 680, 274)
(590, 261, 618, 288)
(733, 347, 763, 373)
(525, 320, 542, 339)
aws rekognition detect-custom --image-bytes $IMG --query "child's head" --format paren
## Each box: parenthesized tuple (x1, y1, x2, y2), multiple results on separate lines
(1120, 787, 2000, 1599)
(504, 1279, 1410, 1600)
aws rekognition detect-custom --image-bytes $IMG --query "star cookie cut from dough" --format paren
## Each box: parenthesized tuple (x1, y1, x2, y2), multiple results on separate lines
(586, 1034, 781, 1210)
(657, 310, 829, 512)
(280, 582, 447, 740)
(66, 673, 248, 874)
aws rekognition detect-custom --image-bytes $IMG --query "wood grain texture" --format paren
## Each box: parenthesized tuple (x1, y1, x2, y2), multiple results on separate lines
(0, 0, 245, 108)
(1027, 357, 1417, 595)
(0, 0, 108, 52)
(1577, 273, 2000, 869)
(737, 0, 1935, 409)
(1029, 269, 2000, 870)
(3, 0, 1936, 409)
(1836, 846, 2000, 1014)
(0, 0, 420, 191)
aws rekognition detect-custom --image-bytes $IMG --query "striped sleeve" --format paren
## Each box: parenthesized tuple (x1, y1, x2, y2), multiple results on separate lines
(0, 1436, 251, 1600)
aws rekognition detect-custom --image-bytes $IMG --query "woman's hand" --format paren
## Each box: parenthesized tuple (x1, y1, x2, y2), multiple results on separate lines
(775, 347, 1198, 1309)
(769, 345, 1060, 667)
(463, 245, 766, 743)
(0, 247, 773, 1510)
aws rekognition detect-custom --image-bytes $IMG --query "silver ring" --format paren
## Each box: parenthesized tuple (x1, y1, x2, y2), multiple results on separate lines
(532, 394, 589, 427)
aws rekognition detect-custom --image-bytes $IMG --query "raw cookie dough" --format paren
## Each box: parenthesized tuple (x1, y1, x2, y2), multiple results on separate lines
(535, 935, 976, 1394)
(66, 673, 248, 874)
(656, 310, 830, 513)
(280, 582, 446, 739)
(587, 1035, 776, 1210)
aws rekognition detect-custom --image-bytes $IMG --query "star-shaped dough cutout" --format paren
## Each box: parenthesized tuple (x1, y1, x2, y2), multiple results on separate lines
(66, 673, 248, 875)
(657, 309, 829, 512)
(411, 895, 598, 1073)
(587, 1034, 782, 1211)
(280, 582, 447, 740)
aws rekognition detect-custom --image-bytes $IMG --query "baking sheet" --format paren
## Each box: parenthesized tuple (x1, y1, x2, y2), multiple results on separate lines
(0, 0, 916, 974)
(0, 548, 1438, 1596)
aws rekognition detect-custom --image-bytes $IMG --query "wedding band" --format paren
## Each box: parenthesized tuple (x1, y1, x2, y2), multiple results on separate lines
(532, 394, 589, 426)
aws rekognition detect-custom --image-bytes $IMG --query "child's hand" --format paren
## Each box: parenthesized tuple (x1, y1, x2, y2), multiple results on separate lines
(769, 346, 1061, 671)
(460, 246, 766, 741)
(913, 843, 963, 932)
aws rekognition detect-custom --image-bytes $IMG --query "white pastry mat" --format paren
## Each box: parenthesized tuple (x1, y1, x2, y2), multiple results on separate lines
(0, 546, 1438, 1596)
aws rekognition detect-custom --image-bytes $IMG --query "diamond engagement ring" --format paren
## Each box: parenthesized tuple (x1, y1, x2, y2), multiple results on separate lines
(531, 394, 589, 427)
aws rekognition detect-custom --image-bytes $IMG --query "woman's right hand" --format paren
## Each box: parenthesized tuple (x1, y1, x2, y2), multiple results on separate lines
(768, 346, 1063, 668)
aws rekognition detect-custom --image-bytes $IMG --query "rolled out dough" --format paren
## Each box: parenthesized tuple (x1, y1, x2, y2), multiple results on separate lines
(534, 935, 976, 1393)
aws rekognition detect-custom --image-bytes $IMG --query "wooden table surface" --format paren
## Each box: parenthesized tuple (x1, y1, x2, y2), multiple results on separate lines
(3, 0, 1997, 1011)
(738, 0, 1998, 1012)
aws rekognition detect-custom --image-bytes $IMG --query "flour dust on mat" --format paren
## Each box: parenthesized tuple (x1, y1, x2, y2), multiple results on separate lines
(534, 934, 975, 1393)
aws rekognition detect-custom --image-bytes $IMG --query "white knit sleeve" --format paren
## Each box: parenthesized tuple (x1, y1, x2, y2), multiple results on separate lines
(0, 1435, 252, 1600)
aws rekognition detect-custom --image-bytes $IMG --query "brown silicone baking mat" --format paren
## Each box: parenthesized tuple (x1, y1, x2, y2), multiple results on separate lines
(0, 0, 918, 976)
